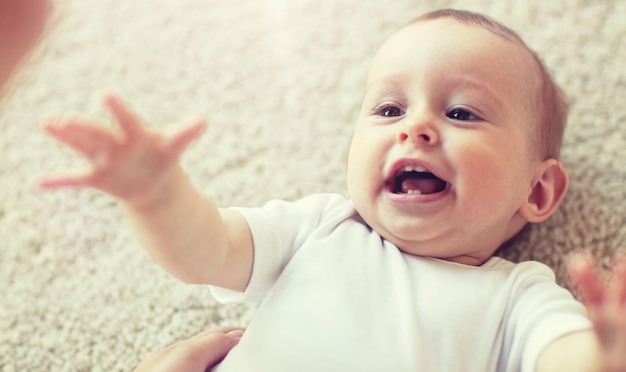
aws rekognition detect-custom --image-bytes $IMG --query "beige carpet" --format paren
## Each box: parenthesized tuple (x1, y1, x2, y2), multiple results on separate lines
(2, 0, 625, 370)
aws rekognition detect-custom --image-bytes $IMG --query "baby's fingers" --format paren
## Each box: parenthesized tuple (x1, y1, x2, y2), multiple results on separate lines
(104, 95, 145, 141)
(165, 120, 207, 157)
(568, 253, 605, 307)
(43, 120, 119, 161)
(39, 169, 95, 189)
(609, 257, 626, 305)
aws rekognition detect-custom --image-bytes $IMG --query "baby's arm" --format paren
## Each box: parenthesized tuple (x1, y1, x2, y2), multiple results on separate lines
(537, 254, 626, 372)
(40, 95, 253, 290)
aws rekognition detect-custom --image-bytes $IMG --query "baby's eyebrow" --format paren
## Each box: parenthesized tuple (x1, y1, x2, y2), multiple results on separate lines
(363, 74, 408, 100)
(445, 76, 504, 110)
(365, 74, 406, 92)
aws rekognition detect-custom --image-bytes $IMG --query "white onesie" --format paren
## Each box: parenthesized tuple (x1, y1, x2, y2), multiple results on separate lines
(211, 193, 591, 372)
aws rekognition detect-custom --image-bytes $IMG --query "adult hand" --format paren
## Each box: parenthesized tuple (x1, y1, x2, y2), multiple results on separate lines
(568, 253, 626, 372)
(40, 94, 207, 207)
(133, 327, 244, 372)
(0, 0, 50, 89)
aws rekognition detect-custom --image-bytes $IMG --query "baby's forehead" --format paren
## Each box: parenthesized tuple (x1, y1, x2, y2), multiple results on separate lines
(372, 18, 541, 88)
(395, 18, 535, 63)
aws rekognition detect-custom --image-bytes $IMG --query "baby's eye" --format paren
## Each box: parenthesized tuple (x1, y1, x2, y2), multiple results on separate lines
(375, 105, 405, 118)
(447, 108, 480, 121)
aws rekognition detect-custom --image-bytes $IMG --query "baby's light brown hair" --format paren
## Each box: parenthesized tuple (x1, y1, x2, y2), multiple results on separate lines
(408, 9, 568, 161)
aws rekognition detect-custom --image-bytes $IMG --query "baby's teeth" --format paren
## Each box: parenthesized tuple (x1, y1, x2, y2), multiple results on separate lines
(403, 165, 427, 172)
(407, 189, 422, 195)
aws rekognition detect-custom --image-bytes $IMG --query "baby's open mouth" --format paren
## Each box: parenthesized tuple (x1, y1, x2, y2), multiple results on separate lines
(390, 166, 448, 195)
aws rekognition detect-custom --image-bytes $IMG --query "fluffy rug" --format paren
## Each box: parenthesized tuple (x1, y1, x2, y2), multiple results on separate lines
(2, 0, 625, 370)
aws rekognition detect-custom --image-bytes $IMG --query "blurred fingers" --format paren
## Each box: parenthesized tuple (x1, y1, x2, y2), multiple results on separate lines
(568, 253, 605, 307)
(165, 119, 207, 157)
(610, 256, 626, 306)
(43, 120, 119, 161)
(104, 94, 145, 141)
(39, 170, 94, 189)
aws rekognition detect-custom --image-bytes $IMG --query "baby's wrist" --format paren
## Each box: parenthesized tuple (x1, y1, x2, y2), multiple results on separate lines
(122, 166, 188, 211)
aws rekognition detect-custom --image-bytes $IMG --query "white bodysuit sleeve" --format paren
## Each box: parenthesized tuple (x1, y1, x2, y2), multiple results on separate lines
(500, 261, 592, 372)
(210, 193, 348, 303)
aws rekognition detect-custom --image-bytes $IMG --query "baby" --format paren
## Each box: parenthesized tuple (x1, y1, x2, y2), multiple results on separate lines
(42, 9, 626, 372)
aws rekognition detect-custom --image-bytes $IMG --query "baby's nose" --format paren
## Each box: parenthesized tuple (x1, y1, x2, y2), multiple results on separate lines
(397, 120, 439, 146)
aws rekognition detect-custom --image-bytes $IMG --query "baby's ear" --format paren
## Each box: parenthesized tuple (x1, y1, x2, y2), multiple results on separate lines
(518, 159, 569, 223)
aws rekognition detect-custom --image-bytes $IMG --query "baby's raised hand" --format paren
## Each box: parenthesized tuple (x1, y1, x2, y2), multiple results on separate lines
(40, 95, 206, 206)
(568, 253, 626, 371)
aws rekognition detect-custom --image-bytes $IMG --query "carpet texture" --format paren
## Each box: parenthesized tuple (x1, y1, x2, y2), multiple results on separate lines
(1, 0, 625, 370)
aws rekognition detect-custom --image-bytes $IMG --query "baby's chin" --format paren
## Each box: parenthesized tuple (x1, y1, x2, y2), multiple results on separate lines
(370, 223, 433, 255)
(375, 226, 492, 266)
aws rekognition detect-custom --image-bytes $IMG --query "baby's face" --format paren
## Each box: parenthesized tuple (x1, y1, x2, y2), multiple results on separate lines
(346, 19, 542, 264)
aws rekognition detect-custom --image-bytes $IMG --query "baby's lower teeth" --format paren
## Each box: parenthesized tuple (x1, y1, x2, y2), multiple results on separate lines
(407, 189, 422, 195)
